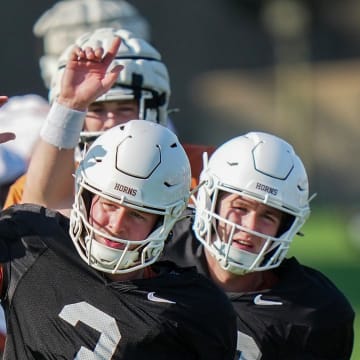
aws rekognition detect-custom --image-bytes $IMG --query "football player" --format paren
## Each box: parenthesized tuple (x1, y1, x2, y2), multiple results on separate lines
(6, 27, 214, 209)
(0, 38, 236, 358)
(162, 132, 355, 359)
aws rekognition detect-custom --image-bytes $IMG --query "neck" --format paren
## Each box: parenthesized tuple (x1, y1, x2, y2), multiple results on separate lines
(205, 249, 277, 292)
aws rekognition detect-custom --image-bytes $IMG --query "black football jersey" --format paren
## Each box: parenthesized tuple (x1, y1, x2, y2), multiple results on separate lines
(162, 208, 355, 360)
(0, 204, 237, 359)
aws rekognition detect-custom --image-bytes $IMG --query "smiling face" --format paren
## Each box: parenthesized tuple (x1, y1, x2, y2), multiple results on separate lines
(216, 192, 283, 254)
(89, 195, 159, 249)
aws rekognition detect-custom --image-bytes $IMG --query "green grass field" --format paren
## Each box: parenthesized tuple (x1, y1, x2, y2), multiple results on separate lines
(287, 207, 360, 360)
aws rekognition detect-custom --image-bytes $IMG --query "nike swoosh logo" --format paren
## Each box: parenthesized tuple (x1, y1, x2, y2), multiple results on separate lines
(254, 294, 283, 306)
(147, 292, 176, 304)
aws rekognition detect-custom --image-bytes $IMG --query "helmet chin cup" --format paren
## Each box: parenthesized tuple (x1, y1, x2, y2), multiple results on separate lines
(212, 238, 260, 274)
(86, 237, 139, 271)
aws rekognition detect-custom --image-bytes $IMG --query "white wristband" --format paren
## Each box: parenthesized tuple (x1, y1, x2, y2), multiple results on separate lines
(40, 101, 86, 149)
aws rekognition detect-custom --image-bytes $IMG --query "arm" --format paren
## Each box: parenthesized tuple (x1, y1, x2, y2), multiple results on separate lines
(22, 37, 123, 215)
(22, 135, 76, 213)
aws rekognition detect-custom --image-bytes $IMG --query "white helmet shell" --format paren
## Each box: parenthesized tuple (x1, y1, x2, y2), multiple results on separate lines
(49, 28, 170, 126)
(194, 131, 311, 274)
(70, 120, 191, 274)
(34, 0, 150, 88)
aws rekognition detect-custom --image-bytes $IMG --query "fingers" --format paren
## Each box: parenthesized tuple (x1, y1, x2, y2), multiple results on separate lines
(69, 46, 102, 62)
(69, 36, 120, 65)
(83, 46, 104, 62)
(60, 36, 123, 110)
(93, 47, 104, 60)
(102, 36, 121, 66)
(0, 132, 15, 144)
(102, 64, 124, 91)
(69, 46, 84, 61)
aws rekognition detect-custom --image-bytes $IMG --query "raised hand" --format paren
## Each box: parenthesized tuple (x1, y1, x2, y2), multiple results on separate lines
(58, 37, 123, 111)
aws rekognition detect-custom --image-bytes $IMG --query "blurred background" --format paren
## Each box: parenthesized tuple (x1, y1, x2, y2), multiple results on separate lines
(0, 0, 359, 357)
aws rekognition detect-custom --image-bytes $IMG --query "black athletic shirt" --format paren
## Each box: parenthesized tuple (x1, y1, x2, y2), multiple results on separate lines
(162, 208, 355, 360)
(0, 204, 237, 359)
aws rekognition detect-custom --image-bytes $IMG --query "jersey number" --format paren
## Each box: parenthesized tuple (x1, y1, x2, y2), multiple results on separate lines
(236, 330, 262, 360)
(59, 302, 121, 359)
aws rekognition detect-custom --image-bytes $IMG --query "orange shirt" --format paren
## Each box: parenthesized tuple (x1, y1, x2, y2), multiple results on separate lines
(3, 174, 26, 209)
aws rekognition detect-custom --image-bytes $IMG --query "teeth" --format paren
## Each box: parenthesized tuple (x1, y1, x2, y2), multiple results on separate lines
(237, 240, 249, 246)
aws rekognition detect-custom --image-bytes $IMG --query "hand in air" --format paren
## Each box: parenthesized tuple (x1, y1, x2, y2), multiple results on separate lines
(0, 96, 15, 144)
(58, 37, 123, 111)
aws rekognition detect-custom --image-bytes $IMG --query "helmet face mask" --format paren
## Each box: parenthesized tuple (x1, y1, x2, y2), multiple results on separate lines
(71, 185, 166, 274)
(69, 120, 191, 274)
(193, 132, 311, 275)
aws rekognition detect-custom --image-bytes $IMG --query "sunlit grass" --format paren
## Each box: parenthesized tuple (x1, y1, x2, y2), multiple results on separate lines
(288, 207, 360, 360)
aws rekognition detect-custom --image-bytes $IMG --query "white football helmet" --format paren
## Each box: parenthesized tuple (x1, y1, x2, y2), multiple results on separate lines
(34, 0, 150, 88)
(69, 120, 191, 274)
(49, 28, 170, 126)
(193, 131, 311, 275)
